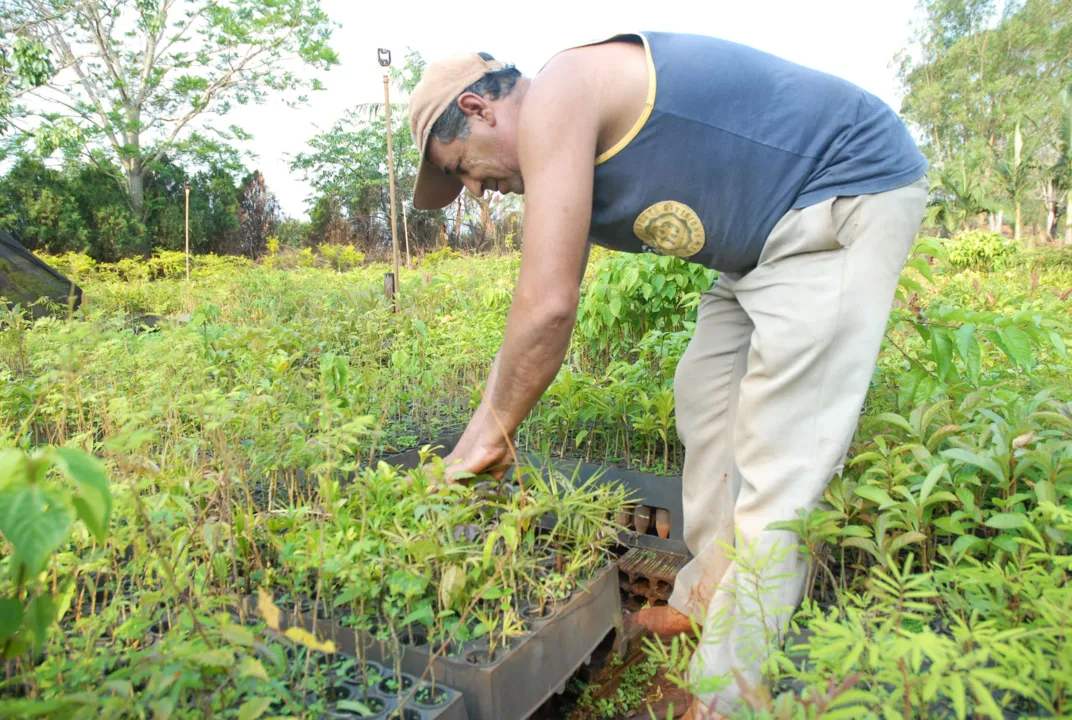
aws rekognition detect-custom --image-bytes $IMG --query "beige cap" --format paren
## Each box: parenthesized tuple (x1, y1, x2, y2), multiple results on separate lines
(409, 52, 504, 210)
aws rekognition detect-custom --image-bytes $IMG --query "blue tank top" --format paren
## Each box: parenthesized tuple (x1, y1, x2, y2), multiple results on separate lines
(582, 32, 929, 273)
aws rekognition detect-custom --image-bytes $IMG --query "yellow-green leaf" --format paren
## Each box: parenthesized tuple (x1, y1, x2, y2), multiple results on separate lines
(258, 588, 281, 631)
(238, 697, 273, 720)
(238, 657, 269, 682)
(283, 626, 337, 654)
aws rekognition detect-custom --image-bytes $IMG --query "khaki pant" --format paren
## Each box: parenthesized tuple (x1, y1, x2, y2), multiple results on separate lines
(668, 176, 929, 713)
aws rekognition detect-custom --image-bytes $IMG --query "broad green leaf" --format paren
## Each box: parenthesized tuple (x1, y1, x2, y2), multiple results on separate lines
(0, 486, 73, 577)
(0, 598, 23, 645)
(25, 594, 56, 648)
(941, 449, 1006, 485)
(889, 531, 927, 553)
(931, 329, 954, 380)
(984, 513, 1029, 530)
(337, 700, 375, 715)
(50, 447, 111, 543)
(0, 450, 31, 490)
(998, 326, 1033, 369)
(1047, 331, 1068, 360)
(238, 697, 272, 720)
(953, 324, 981, 383)
(897, 368, 924, 412)
(951, 535, 984, 558)
(238, 657, 269, 682)
(919, 463, 948, 504)
(875, 412, 914, 437)
(1034, 480, 1055, 504)
(854, 486, 896, 509)
(221, 624, 256, 647)
(193, 648, 236, 668)
(990, 535, 1019, 554)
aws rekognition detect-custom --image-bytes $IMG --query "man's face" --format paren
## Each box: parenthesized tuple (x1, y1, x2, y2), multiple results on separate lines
(426, 93, 524, 200)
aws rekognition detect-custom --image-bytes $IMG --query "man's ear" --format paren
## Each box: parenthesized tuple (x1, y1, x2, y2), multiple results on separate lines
(457, 92, 496, 126)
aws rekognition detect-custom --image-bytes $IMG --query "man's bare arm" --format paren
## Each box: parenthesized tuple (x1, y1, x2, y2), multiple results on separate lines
(445, 60, 599, 476)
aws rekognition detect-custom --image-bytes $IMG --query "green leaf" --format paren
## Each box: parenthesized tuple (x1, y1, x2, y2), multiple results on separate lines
(941, 449, 1006, 485)
(238, 657, 269, 682)
(221, 624, 256, 647)
(1047, 331, 1068, 360)
(931, 329, 954, 380)
(889, 531, 927, 553)
(875, 412, 915, 437)
(998, 326, 1033, 369)
(984, 512, 1029, 530)
(990, 535, 1019, 554)
(897, 369, 924, 412)
(25, 594, 56, 648)
(953, 324, 981, 383)
(0, 598, 23, 645)
(238, 697, 272, 720)
(0, 450, 31, 490)
(951, 535, 984, 558)
(969, 677, 1004, 720)
(337, 700, 375, 715)
(194, 648, 236, 668)
(919, 463, 948, 505)
(854, 485, 896, 509)
(50, 448, 111, 543)
(0, 486, 73, 577)
(948, 674, 966, 720)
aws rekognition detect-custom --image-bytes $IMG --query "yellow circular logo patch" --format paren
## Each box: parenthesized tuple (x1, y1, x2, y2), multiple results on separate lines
(633, 201, 705, 258)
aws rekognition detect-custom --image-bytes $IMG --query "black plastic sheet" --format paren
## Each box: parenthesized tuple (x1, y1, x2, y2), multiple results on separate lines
(0, 229, 82, 318)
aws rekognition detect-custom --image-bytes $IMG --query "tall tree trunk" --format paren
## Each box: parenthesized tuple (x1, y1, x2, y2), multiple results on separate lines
(1066, 188, 1071, 248)
(1016, 202, 1024, 246)
(1045, 179, 1056, 240)
(128, 162, 146, 217)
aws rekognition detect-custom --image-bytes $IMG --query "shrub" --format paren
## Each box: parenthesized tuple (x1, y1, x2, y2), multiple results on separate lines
(945, 229, 1018, 270)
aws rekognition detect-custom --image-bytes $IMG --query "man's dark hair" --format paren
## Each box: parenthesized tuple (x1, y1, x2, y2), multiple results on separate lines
(430, 52, 521, 144)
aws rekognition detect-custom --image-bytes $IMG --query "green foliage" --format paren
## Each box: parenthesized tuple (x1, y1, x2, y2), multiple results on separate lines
(1, 0, 339, 212)
(575, 252, 715, 365)
(0, 446, 111, 659)
(944, 229, 1019, 270)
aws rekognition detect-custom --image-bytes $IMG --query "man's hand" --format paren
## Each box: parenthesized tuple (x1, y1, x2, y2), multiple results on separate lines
(441, 431, 513, 483)
(438, 53, 599, 485)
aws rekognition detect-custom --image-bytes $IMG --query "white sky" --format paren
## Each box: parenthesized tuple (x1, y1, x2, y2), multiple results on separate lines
(227, 0, 924, 219)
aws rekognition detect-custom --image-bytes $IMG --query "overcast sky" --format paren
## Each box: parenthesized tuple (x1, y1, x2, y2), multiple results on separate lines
(227, 0, 924, 218)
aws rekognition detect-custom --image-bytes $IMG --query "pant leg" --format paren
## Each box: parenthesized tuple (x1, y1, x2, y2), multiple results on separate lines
(668, 281, 752, 621)
(688, 177, 929, 713)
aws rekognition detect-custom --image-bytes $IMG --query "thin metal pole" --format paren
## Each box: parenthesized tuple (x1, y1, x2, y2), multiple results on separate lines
(383, 72, 401, 308)
(184, 181, 190, 281)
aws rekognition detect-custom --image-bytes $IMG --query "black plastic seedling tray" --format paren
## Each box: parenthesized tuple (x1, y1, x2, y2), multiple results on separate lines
(325, 659, 469, 720)
(286, 563, 622, 720)
(380, 438, 691, 557)
(268, 639, 469, 720)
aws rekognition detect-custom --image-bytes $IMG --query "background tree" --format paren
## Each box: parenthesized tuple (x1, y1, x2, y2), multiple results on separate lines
(898, 0, 1072, 241)
(0, 0, 337, 215)
(237, 170, 279, 259)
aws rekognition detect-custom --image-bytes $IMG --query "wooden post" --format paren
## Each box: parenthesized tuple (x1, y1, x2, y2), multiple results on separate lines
(184, 181, 190, 281)
(401, 197, 411, 268)
(455, 195, 463, 245)
(383, 70, 401, 310)
(384, 271, 396, 301)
